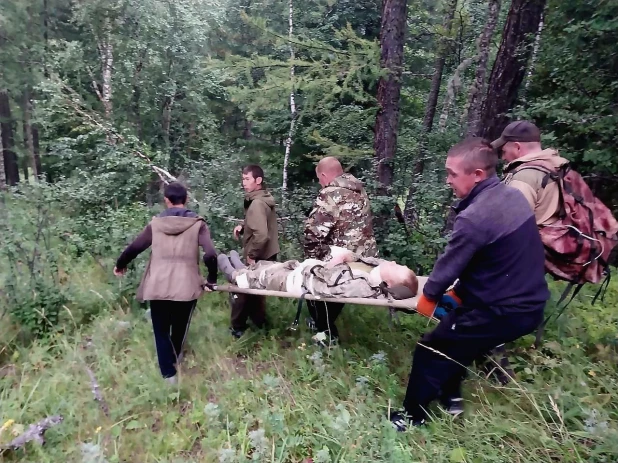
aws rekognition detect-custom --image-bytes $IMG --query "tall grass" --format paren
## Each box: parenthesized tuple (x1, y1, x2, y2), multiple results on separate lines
(1, 271, 617, 462)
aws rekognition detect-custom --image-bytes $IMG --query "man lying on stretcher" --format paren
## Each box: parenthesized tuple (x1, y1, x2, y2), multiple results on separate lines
(217, 246, 418, 300)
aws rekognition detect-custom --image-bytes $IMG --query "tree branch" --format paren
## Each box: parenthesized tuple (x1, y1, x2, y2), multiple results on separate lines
(1, 416, 63, 451)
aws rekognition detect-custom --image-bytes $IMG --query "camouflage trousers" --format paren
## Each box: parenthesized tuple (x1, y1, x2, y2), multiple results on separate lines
(234, 258, 382, 299)
(235, 260, 317, 296)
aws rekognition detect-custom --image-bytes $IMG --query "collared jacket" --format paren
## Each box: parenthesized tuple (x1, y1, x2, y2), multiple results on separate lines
(423, 176, 549, 314)
(242, 189, 280, 261)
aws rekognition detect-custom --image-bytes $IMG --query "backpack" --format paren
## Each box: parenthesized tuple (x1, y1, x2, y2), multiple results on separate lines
(513, 160, 618, 346)
(513, 161, 618, 286)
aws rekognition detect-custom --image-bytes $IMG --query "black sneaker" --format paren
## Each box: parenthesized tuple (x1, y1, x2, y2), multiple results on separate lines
(389, 410, 426, 432)
(443, 397, 464, 419)
(229, 327, 245, 339)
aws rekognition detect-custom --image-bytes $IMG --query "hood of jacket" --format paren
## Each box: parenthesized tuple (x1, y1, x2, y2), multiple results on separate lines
(327, 173, 364, 193)
(152, 211, 202, 236)
(505, 148, 569, 173)
(245, 189, 276, 208)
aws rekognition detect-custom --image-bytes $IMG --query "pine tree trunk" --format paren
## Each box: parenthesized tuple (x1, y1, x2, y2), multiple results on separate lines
(464, 0, 502, 137)
(422, 0, 459, 134)
(0, 90, 20, 186)
(32, 124, 42, 178)
(43, 0, 49, 78)
(374, 0, 409, 193)
(479, 0, 547, 141)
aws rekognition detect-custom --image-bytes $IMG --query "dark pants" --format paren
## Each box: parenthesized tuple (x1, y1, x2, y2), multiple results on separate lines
(307, 300, 345, 338)
(230, 253, 277, 331)
(150, 300, 197, 378)
(402, 305, 543, 421)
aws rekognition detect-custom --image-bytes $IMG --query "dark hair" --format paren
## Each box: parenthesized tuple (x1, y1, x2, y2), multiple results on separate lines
(242, 164, 265, 184)
(447, 137, 498, 175)
(164, 182, 188, 205)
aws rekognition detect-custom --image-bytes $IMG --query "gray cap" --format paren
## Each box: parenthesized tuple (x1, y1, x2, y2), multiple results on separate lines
(491, 120, 541, 149)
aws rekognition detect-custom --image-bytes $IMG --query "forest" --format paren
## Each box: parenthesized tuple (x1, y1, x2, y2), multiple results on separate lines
(1, 0, 617, 461)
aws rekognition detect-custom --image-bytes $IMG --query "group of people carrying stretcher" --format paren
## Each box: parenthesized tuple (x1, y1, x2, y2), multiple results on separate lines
(114, 121, 570, 431)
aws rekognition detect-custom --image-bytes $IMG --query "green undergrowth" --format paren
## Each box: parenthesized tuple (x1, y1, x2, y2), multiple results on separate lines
(1, 273, 618, 462)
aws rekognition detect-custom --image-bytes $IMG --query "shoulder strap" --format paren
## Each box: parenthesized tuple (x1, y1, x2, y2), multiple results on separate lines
(534, 282, 584, 348)
(512, 164, 559, 189)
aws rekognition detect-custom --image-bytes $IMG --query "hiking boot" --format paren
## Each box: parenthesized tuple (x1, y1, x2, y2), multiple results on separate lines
(229, 327, 245, 339)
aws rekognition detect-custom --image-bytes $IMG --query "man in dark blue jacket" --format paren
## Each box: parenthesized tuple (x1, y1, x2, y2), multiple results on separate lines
(390, 138, 549, 431)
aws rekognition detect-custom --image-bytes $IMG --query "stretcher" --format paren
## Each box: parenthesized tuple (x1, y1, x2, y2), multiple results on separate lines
(215, 276, 432, 329)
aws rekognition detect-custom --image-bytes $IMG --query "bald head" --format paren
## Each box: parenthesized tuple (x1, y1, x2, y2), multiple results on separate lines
(316, 157, 343, 187)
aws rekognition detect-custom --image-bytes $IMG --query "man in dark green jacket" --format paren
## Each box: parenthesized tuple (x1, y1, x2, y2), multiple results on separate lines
(230, 164, 280, 337)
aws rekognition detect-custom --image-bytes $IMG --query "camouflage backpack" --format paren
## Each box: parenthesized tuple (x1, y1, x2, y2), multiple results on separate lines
(514, 160, 618, 287)
(514, 160, 618, 347)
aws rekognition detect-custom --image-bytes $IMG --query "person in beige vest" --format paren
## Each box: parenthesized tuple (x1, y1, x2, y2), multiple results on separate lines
(491, 120, 570, 226)
(114, 182, 218, 383)
(229, 165, 280, 338)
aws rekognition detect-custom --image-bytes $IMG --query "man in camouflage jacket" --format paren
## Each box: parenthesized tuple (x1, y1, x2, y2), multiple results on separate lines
(302, 157, 378, 344)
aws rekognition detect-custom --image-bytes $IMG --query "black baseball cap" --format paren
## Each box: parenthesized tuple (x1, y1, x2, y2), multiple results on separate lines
(491, 120, 541, 150)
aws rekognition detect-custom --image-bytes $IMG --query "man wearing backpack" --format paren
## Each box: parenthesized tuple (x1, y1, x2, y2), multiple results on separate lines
(492, 120, 618, 345)
(491, 120, 570, 226)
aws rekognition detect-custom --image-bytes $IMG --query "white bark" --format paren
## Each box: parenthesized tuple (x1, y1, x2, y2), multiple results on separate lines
(524, 12, 544, 92)
(282, 0, 296, 205)
(438, 56, 476, 132)
(91, 18, 113, 121)
(58, 78, 176, 185)
(0, 144, 6, 190)
(86, 365, 110, 416)
(2, 416, 63, 450)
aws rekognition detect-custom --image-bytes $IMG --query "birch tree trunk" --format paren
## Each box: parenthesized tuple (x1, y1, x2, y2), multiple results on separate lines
(522, 12, 545, 96)
(282, 0, 296, 205)
(0, 143, 6, 190)
(374, 0, 409, 193)
(464, 0, 502, 137)
(438, 56, 476, 131)
(32, 123, 42, 178)
(91, 18, 113, 121)
(22, 90, 40, 179)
